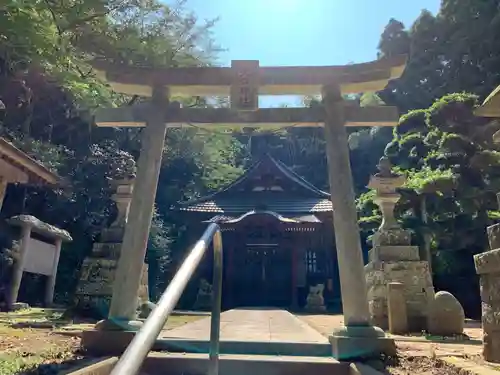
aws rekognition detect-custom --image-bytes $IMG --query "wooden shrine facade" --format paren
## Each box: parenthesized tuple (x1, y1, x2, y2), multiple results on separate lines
(176, 155, 340, 309)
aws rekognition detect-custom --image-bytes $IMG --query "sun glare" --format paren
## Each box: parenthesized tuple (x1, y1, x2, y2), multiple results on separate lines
(254, 0, 304, 14)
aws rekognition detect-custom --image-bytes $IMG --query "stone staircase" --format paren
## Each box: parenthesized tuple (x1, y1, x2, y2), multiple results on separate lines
(64, 309, 365, 375)
(63, 352, 353, 375)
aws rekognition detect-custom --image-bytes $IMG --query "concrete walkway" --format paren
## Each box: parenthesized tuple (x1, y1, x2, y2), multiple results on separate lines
(161, 308, 328, 344)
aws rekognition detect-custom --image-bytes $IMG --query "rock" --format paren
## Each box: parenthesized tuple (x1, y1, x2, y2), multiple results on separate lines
(427, 291, 465, 336)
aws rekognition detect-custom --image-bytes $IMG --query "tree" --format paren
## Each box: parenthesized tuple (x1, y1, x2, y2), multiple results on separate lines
(379, 2, 500, 112)
(358, 93, 500, 317)
(0, 0, 243, 305)
(377, 18, 411, 58)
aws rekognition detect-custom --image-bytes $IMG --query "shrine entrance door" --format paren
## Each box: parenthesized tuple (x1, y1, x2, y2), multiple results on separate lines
(230, 221, 293, 307)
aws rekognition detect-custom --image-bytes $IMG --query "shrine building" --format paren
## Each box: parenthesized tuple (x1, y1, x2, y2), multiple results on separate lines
(176, 154, 341, 310)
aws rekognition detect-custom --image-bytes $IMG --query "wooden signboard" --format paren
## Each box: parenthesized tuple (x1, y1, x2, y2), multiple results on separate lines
(23, 238, 57, 276)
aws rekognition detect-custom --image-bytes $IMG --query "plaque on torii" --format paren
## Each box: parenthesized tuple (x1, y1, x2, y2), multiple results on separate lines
(231, 60, 259, 111)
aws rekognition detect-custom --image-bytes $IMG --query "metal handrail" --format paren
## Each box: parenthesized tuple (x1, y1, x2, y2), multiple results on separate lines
(109, 223, 223, 375)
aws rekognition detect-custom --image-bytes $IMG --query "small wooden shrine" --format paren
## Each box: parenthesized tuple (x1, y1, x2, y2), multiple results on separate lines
(0, 137, 60, 210)
(176, 154, 339, 309)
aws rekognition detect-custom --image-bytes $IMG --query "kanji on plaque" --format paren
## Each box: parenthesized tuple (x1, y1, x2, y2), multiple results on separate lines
(230, 60, 259, 111)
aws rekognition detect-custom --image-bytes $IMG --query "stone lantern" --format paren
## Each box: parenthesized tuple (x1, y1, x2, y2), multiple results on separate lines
(75, 156, 149, 316)
(368, 157, 406, 233)
(110, 178, 134, 228)
(365, 157, 434, 331)
(105, 157, 136, 239)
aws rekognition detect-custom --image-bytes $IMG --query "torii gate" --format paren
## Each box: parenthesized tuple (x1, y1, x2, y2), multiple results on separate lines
(91, 56, 406, 358)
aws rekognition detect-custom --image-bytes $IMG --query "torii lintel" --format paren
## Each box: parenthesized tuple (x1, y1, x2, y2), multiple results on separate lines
(91, 55, 407, 98)
(94, 105, 400, 128)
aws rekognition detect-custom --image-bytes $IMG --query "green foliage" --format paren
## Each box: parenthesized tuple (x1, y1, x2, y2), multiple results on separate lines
(397, 110, 427, 135)
(379, 2, 500, 111)
(403, 167, 455, 194)
(377, 18, 411, 58)
(359, 90, 497, 316)
(0, 0, 244, 307)
(356, 190, 381, 234)
(426, 93, 479, 134)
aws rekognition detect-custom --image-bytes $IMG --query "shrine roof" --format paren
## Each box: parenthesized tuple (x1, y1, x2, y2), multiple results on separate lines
(176, 155, 332, 214)
(203, 211, 322, 224)
(0, 138, 60, 185)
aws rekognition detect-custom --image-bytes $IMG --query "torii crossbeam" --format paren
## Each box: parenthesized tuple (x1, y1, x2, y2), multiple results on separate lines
(95, 105, 399, 128)
(88, 56, 407, 361)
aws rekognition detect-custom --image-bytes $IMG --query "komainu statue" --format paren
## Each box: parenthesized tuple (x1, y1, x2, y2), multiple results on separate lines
(193, 278, 212, 311)
(305, 283, 326, 312)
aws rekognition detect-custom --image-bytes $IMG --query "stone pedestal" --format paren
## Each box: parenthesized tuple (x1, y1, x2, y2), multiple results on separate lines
(366, 229, 434, 331)
(365, 158, 434, 332)
(474, 223, 500, 363)
(329, 326, 397, 360)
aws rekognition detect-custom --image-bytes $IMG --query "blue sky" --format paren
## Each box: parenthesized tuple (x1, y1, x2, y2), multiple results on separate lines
(182, 0, 441, 106)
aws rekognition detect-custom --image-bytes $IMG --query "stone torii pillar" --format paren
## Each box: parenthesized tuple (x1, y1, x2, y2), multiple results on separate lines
(97, 86, 173, 330)
(322, 85, 395, 359)
(323, 84, 370, 325)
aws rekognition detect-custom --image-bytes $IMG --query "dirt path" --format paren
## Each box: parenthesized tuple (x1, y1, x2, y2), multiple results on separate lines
(298, 314, 482, 357)
(297, 314, 492, 375)
(385, 355, 463, 375)
(0, 325, 79, 354)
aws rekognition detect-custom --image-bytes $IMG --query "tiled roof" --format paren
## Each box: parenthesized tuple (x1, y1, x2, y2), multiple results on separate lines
(176, 154, 332, 214)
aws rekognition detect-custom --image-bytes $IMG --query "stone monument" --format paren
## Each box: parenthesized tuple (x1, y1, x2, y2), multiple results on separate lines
(305, 283, 326, 312)
(474, 194, 500, 362)
(365, 157, 434, 332)
(387, 282, 408, 334)
(75, 158, 149, 317)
